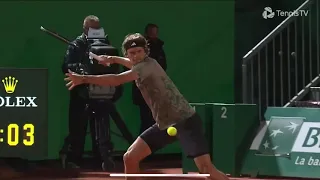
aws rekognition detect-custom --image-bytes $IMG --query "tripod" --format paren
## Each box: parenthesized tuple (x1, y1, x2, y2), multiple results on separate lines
(59, 99, 134, 169)
(88, 99, 114, 170)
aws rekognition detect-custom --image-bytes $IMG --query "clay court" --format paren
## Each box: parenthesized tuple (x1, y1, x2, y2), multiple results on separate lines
(0, 156, 305, 180)
(0, 157, 193, 180)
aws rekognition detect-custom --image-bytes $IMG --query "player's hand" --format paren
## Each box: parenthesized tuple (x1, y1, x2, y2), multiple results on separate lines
(64, 69, 84, 90)
(97, 55, 115, 66)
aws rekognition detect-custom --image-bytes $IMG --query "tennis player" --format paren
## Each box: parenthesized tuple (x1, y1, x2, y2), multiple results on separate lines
(65, 33, 230, 180)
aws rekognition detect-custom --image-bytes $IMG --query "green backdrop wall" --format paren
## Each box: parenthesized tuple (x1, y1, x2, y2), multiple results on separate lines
(0, 1, 235, 159)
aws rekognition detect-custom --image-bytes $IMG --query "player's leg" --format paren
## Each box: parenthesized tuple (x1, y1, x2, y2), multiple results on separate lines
(176, 113, 229, 180)
(194, 154, 229, 180)
(123, 137, 150, 175)
(123, 124, 176, 179)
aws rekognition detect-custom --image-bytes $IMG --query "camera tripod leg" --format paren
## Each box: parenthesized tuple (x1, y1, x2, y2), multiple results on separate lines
(95, 115, 115, 171)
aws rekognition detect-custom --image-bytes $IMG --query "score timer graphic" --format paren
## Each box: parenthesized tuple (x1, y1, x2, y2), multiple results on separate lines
(0, 68, 48, 160)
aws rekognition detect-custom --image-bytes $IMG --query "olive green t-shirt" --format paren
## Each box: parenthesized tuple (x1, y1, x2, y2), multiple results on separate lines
(132, 57, 195, 130)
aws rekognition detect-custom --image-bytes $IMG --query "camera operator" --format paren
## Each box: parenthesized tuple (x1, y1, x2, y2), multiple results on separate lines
(132, 23, 167, 134)
(60, 15, 123, 170)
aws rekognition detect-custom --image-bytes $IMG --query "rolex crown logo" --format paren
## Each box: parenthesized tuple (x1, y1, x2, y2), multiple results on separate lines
(2, 76, 18, 94)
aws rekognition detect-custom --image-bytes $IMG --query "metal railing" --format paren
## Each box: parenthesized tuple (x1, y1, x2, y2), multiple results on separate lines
(242, 0, 319, 119)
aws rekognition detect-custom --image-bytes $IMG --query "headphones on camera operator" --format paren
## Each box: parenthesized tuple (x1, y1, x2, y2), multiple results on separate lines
(86, 28, 121, 100)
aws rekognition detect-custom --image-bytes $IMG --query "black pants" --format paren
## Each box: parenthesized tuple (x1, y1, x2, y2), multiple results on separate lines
(61, 94, 98, 165)
(140, 113, 209, 158)
(138, 101, 155, 134)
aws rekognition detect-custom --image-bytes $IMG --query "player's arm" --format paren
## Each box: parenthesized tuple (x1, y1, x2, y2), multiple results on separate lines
(113, 56, 133, 69)
(82, 70, 138, 86)
(98, 55, 133, 69)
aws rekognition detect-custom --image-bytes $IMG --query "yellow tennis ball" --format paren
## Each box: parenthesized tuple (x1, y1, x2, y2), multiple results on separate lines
(167, 127, 177, 136)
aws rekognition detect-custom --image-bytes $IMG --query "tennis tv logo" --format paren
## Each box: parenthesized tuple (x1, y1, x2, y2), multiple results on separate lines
(0, 76, 37, 107)
(262, 7, 309, 19)
(250, 117, 320, 166)
(262, 7, 275, 19)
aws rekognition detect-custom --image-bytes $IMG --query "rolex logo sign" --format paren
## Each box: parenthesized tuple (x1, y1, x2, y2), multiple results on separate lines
(2, 76, 18, 93)
(0, 76, 37, 107)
